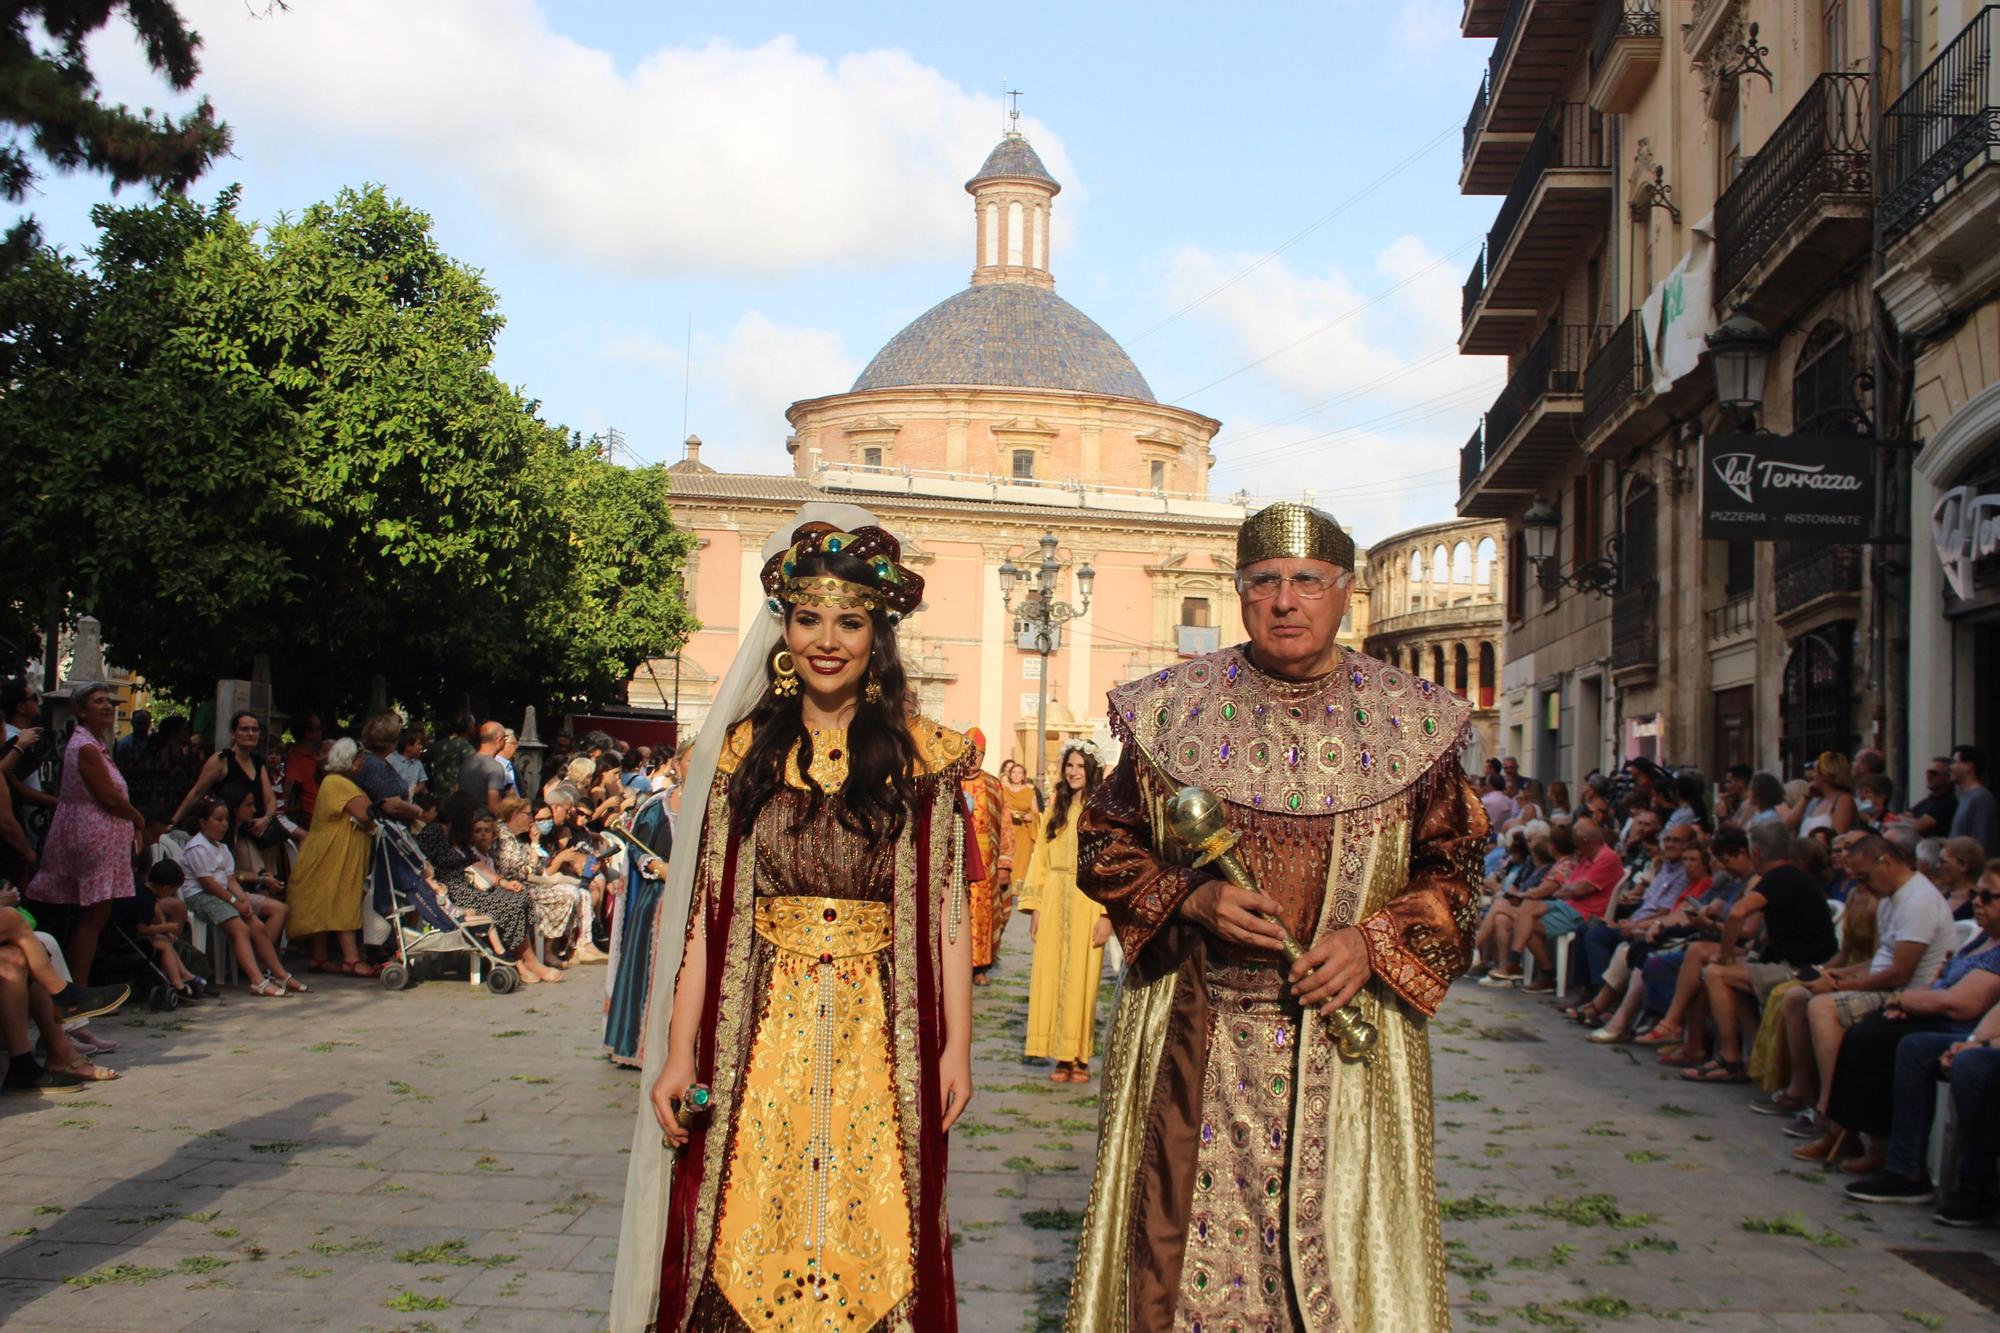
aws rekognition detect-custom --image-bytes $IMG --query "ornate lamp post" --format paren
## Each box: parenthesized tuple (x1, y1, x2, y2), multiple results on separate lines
(997, 531, 1094, 792)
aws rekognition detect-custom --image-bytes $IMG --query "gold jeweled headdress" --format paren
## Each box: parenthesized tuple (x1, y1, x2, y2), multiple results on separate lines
(1235, 501, 1355, 571)
(759, 521, 924, 621)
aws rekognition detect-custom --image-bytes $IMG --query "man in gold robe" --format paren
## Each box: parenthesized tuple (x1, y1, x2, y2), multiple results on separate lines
(1064, 502, 1488, 1332)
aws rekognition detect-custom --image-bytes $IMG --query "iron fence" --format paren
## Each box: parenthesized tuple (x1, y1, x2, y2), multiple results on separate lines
(1488, 102, 1608, 266)
(1881, 6, 2000, 236)
(1714, 73, 1872, 298)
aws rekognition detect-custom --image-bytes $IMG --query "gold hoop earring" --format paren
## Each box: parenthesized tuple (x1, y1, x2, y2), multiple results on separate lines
(772, 649, 800, 698)
(864, 675, 884, 704)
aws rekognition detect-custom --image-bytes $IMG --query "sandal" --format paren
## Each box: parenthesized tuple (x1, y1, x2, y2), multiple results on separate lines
(1586, 1025, 1633, 1045)
(1068, 1065, 1091, 1083)
(1051, 1064, 1074, 1082)
(58, 1059, 120, 1082)
(308, 958, 341, 975)
(250, 978, 287, 997)
(341, 961, 379, 979)
(1681, 1058, 1749, 1083)
(1635, 1024, 1683, 1047)
(1658, 1048, 1709, 1068)
(279, 975, 311, 994)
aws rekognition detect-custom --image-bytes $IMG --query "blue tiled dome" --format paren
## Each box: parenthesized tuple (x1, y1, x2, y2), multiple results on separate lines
(853, 284, 1155, 402)
(967, 135, 1060, 193)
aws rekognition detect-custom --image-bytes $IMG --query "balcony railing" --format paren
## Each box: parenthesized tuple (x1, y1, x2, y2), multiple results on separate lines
(1704, 593, 1756, 644)
(1464, 69, 1492, 166)
(1580, 312, 1648, 445)
(1715, 73, 1872, 299)
(1462, 246, 1487, 327)
(1776, 543, 1863, 616)
(1612, 582, 1659, 671)
(1881, 6, 2000, 237)
(1486, 323, 1594, 452)
(1460, 423, 1485, 498)
(1487, 102, 1607, 267)
(1589, 0, 1661, 80)
(1489, 0, 1531, 94)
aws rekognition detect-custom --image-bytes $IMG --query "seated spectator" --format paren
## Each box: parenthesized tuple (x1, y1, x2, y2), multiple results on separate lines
(137, 860, 206, 1002)
(495, 796, 604, 965)
(1856, 772, 1894, 828)
(1582, 822, 1699, 991)
(1577, 827, 1749, 1043)
(1544, 780, 1572, 822)
(0, 719, 40, 884)
(1749, 869, 1879, 1105)
(1822, 868, 2000, 1181)
(419, 793, 560, 985)
(1, 894, 129, 1093)
(1666, 769, 1714, 832)
(288, 739, 378, 977)
(1937, 836, 1987, 919)
(1483, 830, 1532, 898)
(1493, 820, 1621, 993)
(1474, 833, 1549, 977)
(1717, 764, 1756, 828)
(225, 788, 292, 948)
(1843, 989, 2000, 1223)
(181, 797, 305, 996)
(1792, 752, 1860, 837)
(1782, 832, 1958, 1155)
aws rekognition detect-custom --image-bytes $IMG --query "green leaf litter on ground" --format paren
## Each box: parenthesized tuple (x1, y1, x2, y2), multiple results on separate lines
(1531, 1195, 1654, 1229)
(511, 1074, 554, 1084)
(7, 1226, 37, 1237)
(31, 1205, 63, 1215)
(386, 1291, 454, 1311)
(1654, 1103, 1706, 1118)
(1901, 1313, 1945, 1330)
(394, 1238, 516, 1268)
(1021, 1207, 1084, 1231)
(1439, 1194, 1520, 1221)
(1602, 1235, 1679, 1264)
(1508, 1243, 1578, 1270)
(1622, 1150, 1669, 1164)
(249, 1141, 302, 1154)
(957, 1122, 1006, 1137)
(492, 1030, 531, 1039)
(286, 1266, 332, 1279)
(1741, 1213, 1852, 1247)
(175, 1256, 232, 1275)
(65, 1263, 171, 1289)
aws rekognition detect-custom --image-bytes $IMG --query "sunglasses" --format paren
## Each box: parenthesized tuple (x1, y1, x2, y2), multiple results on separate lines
(1976, 891, 2000, 905)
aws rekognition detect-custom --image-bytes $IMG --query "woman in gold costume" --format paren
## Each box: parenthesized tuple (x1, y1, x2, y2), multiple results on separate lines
(628, 512, 977, 1333)
(1020, 744, 1109, 1081)
(1000, 759, 1042, 887)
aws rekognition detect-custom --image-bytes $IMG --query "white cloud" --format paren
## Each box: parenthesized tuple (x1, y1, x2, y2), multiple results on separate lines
(602, 312, 859, 470)
(117, 2, 1073, 275)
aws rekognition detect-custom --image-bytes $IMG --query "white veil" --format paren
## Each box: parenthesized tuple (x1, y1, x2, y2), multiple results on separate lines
(609, 500, 886, 1331)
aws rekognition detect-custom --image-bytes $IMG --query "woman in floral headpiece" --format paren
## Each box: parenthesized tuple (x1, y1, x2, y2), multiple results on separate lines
(629, 513, 979, 1333)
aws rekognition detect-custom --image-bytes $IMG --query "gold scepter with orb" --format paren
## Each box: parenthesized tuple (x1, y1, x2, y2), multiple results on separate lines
(1166, 785, 1379, 1063)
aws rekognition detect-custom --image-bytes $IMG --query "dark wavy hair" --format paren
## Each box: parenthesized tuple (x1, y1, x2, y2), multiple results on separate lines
(1044, 744, 1104, 838)
(729, 550, 922, 846)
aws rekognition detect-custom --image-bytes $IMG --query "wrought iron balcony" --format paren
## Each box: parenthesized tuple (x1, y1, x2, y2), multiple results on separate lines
(1464, 70, 1491, 168)
(1588, 1, 1663, 114)
(1462, 246, 1487, 328)
(1461, 0, 1601, 194)
(1462, 102, 1609, 354)
(1714, 73, 1872, 319)
(1611, 581, 1659, 673)
(1881, 6, 2000, 238)
(1458, 323, 1594, 517)
(1704, 593, 1756, 646)
(1775, 543, 1863, 618)
(1579, 312, 1649, 450)
(1459, 422, 1486, 502)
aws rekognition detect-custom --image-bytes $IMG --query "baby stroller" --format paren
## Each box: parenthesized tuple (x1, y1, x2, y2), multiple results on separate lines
(371, 820, 522, 994)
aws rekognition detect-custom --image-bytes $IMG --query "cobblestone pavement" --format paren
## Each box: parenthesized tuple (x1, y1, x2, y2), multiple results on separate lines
(3, 917, 1995, 1331)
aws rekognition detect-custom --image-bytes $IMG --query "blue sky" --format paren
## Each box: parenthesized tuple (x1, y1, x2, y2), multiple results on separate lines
(34, 0, 1504, 545)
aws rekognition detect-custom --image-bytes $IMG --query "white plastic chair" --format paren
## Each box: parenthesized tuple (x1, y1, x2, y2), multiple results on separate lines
(1950, 919, 1979, 956)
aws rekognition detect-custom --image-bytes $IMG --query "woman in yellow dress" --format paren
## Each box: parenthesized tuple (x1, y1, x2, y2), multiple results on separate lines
(632, 515, 977, 1333)
(1020, 744, 1109, 1082)
(285, 739, 378, 974)
(1000, 759, 1041, 894)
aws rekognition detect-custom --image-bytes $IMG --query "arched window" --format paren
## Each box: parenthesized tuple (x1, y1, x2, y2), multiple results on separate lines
(1478, 641, 1497, 708)
(1432, 544, 1450, 591)
(1792, 319, 1853, 428)
(984, 202, 999, 268)
(1408, 550, 1424, 611)
(1622, 477, 1658, 590)
(1453, 643, 1470, 697)
(1029, 204, 1043, 269)
(1007, 201, 1025, 266)
(1476, 537, 1498, 599)
(1452, 541, 1473, 601)
(1431, 645, 1446, 684)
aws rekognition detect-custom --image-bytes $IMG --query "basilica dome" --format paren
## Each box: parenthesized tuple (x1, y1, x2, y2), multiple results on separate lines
(852, 284, 1155, 402)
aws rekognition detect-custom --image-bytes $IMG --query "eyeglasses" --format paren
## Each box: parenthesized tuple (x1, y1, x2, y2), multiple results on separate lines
(1236, 571, 1339, 601)
(1975, 890, 2000, 905)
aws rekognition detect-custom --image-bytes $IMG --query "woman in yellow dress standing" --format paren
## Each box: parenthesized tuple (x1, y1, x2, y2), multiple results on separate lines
(1000, 759, 1041, 908)
(1020, 744, 1108, 1082)
(285, 738, 378, 974)
(623, 512, 977, 1333)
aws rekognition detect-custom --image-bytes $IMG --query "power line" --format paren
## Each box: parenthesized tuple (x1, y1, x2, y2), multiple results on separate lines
(1226, 379, 1500, 468)
(1165, 235, 1482, 405)
(1210, 345, 1463, 448)
(1126, 122, 1461, 345)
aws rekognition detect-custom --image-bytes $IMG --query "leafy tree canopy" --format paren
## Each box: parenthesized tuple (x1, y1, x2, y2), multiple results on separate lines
(0, 184, 697, 719)
(1, 1, 231, 268)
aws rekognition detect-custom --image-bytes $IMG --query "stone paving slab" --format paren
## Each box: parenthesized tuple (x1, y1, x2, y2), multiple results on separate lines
(3, 917, 1995, 1330)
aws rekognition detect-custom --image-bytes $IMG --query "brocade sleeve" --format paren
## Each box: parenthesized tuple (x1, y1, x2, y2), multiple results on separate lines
(1355, 754, 1490, 1016)
(1077, 747, 1204, 958)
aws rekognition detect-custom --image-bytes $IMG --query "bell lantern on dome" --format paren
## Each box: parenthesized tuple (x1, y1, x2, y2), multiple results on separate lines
(968, 131, 1059, 291)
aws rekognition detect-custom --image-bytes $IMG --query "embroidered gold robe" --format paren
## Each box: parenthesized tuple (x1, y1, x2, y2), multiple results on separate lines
(1063, 645, 1487, 1333)
(963, 769, 1009, 969)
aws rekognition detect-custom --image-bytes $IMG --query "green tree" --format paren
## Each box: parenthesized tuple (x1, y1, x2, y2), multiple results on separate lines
(0, 184, 696, 716)
(1, 1, 231, 267)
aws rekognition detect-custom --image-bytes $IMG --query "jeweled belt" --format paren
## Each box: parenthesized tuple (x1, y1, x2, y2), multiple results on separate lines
(754, 895, 892, 959)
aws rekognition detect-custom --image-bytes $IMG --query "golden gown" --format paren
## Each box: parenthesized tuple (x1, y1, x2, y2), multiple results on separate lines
(658, 718, 973, 1333)
(963, 769, 1008, 969)
(1063, 646, 1487, 1333)
(1019, 802, 1107, 1065)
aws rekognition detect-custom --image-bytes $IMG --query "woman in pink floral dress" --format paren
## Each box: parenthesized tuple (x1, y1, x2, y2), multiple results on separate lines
(27, 683, 144, 984)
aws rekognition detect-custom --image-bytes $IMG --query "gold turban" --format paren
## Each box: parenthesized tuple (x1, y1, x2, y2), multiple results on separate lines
(1235, 502, 1354, 571)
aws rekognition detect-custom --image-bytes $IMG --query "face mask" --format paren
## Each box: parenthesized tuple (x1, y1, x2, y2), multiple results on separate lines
(1857, 800, 1878, 817)
(535, 818, 555, 835)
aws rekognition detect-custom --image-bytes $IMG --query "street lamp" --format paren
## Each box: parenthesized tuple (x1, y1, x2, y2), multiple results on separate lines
(998, 531, 1094, 794)
(1706, 310, 1776, 429)
(1519, 496, 1623, 597)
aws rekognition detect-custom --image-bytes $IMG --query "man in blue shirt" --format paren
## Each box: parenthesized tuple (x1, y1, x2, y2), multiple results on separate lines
(1582, 823, 1695, 989)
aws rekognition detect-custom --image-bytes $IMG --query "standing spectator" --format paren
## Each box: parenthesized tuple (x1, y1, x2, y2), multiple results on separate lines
(1741, 772, 1788, 827)
(288, 739, 378, 976)
(113, 710, 152, 765)
(2, 677, 56, 827)
(282, 714, 324, 820)
(169, 710, 278, 843)
(459, 722, 509, 814)
(1666, 769, 1714, 832)
(1899, 756, 1960, 837)
(25, 683, 143, 986)
(388, 726, 429, 800)
(429, 713, 475, 803)
(1949, 745, 1999, 855)
(498, 728, 521, 796)
(0, 722, 41, 885)
(356, 713, 424, 823)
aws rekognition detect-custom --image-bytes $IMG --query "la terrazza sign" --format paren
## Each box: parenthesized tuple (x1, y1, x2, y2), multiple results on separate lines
(1932, 485, 2000, 601)
(1700, 434, 1871, 542)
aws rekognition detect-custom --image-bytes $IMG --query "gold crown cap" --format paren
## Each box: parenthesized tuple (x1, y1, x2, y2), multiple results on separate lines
(1235, 502, 1354, 571)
